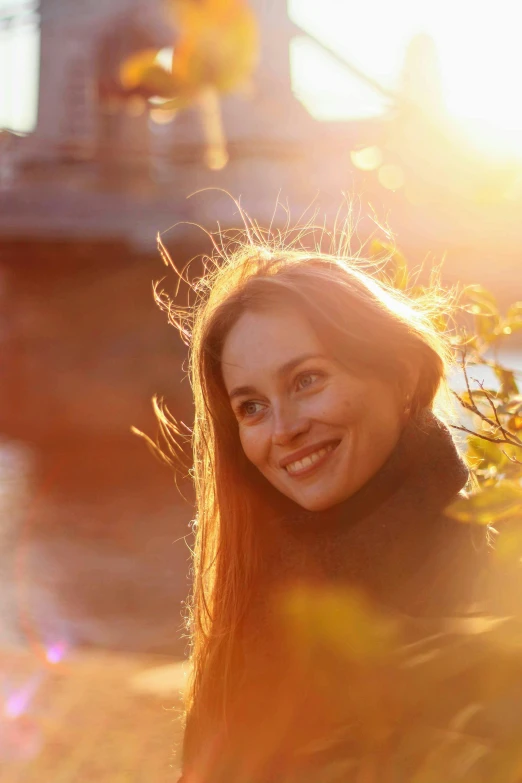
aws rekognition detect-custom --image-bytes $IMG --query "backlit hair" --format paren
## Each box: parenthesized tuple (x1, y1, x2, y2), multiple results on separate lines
(155, 230, 457, 772)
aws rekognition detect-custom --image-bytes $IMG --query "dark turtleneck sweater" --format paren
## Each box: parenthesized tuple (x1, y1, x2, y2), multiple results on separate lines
(183, 409, 498, 782)
(262, 406, 489, 619)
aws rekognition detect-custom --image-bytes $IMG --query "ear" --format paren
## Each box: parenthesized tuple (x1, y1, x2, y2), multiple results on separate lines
(397, 358, 420, 407)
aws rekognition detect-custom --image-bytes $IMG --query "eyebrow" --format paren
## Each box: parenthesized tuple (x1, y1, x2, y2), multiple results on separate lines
(227, 352, 326, 401)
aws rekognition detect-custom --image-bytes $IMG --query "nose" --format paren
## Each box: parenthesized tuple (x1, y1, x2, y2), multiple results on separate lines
(271, 403, 311, 447)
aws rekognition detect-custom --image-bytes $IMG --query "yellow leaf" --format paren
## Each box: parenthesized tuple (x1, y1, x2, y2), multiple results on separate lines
(120, 49, 161, 90)
(369, 240, 409, 290)
(467, 434, 506, 468)
(506, 301, 522, 332)
(463, 284, 498, 309)
(446, 482, 522, 524)
(508, 414, 522, 432)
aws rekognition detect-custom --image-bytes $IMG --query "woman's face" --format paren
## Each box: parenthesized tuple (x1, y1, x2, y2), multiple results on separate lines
(221, 304, 412, 512)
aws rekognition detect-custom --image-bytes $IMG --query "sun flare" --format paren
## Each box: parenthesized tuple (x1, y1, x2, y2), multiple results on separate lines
(290, 0, 522, 160)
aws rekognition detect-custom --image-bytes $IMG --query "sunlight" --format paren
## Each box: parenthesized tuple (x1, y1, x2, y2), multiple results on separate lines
(0, 1, 40, 133)
(289, 0, 522, 160)
(155, 46, 174, 73)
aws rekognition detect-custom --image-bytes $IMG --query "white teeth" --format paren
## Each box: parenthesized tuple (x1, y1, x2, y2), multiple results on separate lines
(285, 444, 335, 475)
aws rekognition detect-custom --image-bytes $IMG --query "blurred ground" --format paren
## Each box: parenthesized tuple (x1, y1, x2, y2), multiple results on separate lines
(0, 644, 185, 782)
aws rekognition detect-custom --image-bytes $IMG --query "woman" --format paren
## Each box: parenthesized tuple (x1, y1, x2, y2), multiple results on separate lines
(170, 243, 511, 782)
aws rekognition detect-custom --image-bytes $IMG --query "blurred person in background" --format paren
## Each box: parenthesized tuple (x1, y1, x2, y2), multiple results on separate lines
(171, 239, 508, 782)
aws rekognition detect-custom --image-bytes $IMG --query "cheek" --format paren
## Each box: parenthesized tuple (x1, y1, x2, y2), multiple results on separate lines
(239, 427, 266, 468)
(351, 377, 402, 437)
(325, 381, 368, 425)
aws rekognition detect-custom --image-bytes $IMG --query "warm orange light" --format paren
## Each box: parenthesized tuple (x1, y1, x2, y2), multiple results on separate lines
(150, 108, 177, 125)
(126, 96, 147, 117)
(378, 164, 405, 190)
(205, 146, 229, 170)
(350, 146, 382, 171)
(290, 0, 522, 160)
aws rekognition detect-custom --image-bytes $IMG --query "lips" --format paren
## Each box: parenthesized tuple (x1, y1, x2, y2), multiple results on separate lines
(285, 443, 338, 476)
(279, 439, 341, 472)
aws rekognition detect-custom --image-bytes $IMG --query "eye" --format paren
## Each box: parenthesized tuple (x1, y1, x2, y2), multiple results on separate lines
(296, 372, 321, 390)
(237, 400, 264, 418)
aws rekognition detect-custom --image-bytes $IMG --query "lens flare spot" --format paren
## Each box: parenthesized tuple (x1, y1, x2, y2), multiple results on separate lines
(126, 96, 147, 117)
(155, 47, 174, 73)
(205, 146, 229, 170)
(4, 675, 43, 720)
(378, 163, 405, 190)
(150, 108, 177, 125)
(45, 641, 68, 665)
(350, 146, 383, 171)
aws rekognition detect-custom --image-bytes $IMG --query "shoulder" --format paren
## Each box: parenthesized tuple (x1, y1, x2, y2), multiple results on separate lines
(478, 524, 522, 618)
(419, 512, 522, 619)
(398, 512, 492, 618)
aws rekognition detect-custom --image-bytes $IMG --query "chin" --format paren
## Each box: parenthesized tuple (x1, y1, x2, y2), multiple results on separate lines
(293, 491, 340, 512)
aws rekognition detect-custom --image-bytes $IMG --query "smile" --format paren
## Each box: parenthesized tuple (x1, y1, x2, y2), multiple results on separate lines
(284, 441, 339, 477)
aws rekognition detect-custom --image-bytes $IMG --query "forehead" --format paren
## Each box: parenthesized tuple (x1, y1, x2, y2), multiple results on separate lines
(221, 306, 324, 391)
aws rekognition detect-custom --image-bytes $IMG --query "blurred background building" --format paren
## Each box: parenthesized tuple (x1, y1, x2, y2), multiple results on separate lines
(0, 0, 520, 659)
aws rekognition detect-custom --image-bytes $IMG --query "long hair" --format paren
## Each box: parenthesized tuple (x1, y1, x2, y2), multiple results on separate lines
(157, 232, 457, 770)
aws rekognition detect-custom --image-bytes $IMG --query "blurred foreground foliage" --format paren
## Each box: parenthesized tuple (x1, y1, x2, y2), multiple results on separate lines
(278, 583, 522, 782)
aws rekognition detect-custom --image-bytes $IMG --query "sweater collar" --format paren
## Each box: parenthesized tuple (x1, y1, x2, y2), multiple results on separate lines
(281, 407, 468, 533)
(268, 408, 471, 615)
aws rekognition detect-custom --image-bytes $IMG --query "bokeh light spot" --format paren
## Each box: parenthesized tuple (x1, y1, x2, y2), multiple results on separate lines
(4, 675, 42, 720)
(45, 641, 68, 665)
(378, 163, 405, 190)
(126, 97, 147, 117)
(150, 108, 177, 125)
(155, 47, 174, 73)
(205, 146, 229, 171)
(350, 146, 383, 171)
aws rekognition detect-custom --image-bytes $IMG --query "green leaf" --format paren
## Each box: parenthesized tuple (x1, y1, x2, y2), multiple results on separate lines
(445, 481, 522, 524)
(467, 434, 506, 468)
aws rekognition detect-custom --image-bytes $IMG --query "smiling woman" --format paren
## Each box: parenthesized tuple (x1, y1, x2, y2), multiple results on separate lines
(221, 306, 415, 512)
(169, 238, 493, 782)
